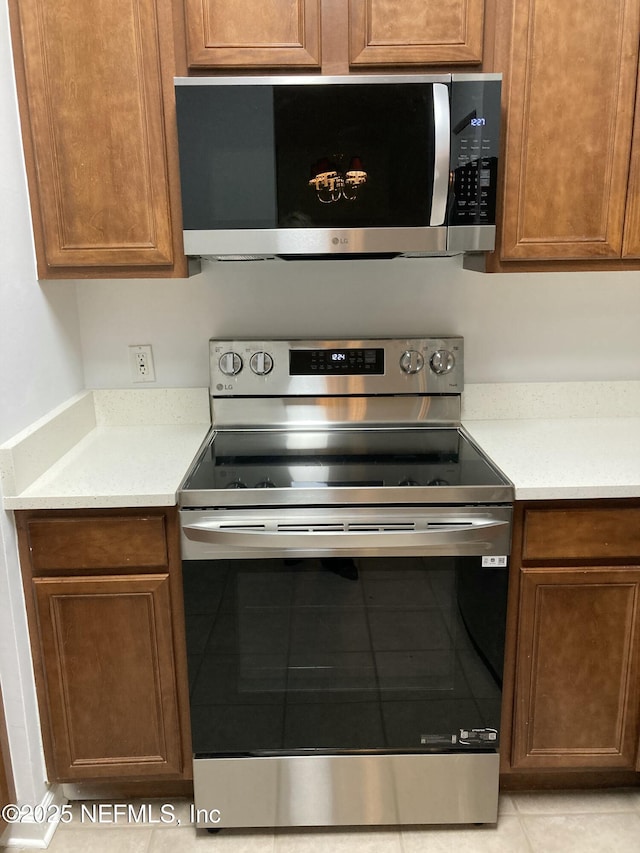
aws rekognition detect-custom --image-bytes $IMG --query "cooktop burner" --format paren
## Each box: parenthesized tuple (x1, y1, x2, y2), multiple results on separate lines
(182, 428, 507, 492)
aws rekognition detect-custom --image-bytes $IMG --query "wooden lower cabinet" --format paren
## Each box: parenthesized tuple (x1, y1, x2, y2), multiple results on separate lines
(34, 574, 182, 779)
(512, 566, 640, 770)
(503, 500, 640, 784)
(16, 508, 191, 784)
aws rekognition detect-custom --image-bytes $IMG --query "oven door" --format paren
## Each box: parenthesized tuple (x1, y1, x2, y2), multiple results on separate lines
(181, 505, 511, 828)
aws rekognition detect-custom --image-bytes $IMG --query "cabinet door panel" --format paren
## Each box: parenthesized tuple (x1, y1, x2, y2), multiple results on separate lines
(513, 567, 640, 770)
(34, 574, 183, 780)
(185, 0, 321, 68)
(14, 0, 174, 268)
(349, 0, 484, 66)
(623, 81, 640, 257)
(500, 0, 640, 260)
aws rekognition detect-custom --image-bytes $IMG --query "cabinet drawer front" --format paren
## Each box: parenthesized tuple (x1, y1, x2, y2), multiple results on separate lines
(523, 508, 640, 561)
(26, 517, 168, 572)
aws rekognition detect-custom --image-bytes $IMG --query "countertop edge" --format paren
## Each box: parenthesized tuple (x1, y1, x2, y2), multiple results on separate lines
(3, 492, 180, 510)
(1, 390, 211, 511)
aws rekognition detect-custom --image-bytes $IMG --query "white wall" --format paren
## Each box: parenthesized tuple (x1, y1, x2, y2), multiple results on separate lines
(0, 0, 84, 835)
(77, 258, 640, 389)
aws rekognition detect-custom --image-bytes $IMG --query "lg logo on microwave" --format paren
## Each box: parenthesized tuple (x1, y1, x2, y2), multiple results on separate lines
(332, 237, 349, 245)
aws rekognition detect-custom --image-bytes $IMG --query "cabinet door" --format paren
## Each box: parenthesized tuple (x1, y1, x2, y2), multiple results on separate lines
(184, 0, 321, 68)
(10, 0, 186, 276)
(33, 574, 184, 780)
(498, 0, 640, 261)
(349, 0, 484, 66)
(623, 80, 640, 258)
(512, 566, 640, 770)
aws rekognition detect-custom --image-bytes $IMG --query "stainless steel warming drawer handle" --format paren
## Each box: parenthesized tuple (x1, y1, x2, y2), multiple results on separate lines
(182, 517, 510, 551)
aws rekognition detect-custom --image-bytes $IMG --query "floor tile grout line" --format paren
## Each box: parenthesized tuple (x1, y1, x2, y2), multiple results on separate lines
(516, 812, 542, 853)
(143, 825, 155, 853)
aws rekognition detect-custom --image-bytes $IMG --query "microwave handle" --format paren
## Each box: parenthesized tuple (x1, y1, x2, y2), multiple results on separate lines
(430, 83, 450, 226)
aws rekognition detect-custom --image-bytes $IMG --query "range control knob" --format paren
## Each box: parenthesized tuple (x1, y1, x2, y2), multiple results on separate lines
(399, 350, 424, 375)
(219, 351, 243, 376)
(430, 350, 455, 375)
(250, 351, 274, 376)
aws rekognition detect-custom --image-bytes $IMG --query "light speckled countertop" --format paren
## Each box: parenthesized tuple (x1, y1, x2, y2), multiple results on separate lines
(1, 382, 639, 508)
(462, 380, 640, 500)
(463, 418, 640, 500)
(0, 389, 211, 509)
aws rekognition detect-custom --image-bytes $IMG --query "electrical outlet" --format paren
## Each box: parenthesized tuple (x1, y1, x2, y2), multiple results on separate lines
(129, 344, 156, 383)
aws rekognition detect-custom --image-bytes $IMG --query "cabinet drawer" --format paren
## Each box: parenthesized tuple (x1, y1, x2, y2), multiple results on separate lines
(522, 507, 640, 561)
(25, 516, 168, 572)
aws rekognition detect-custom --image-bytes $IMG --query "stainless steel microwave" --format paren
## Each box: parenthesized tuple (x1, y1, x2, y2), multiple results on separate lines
(174, 74, 501, 261)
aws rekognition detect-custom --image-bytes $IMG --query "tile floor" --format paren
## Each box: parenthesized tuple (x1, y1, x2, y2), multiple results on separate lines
(3, 790, 640, 852)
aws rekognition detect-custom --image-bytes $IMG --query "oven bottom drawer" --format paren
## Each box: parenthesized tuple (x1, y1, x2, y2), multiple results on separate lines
(193, 752, 499, 827)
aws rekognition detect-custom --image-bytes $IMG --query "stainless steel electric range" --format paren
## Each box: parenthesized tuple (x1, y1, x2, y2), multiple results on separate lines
(179, 337, 513, 829)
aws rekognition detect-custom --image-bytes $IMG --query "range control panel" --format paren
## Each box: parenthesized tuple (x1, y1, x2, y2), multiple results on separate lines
(210, 337, 464, 397)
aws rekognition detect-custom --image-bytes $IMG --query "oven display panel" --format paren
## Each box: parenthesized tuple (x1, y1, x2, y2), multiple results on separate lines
(290, 348, 384, 375)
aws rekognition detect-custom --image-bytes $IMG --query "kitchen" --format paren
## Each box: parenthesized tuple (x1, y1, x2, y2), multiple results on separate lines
(1, 0, 640, 850)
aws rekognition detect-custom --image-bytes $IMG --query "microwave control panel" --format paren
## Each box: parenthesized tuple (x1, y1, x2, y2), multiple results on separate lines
(448, 78, 501, 227)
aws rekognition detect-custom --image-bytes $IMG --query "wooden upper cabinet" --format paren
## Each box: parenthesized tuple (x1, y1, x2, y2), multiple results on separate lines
(496, 0, 640, 262)
(349, 0, 484, 66)
(623, 81, 640, 257)
(182, 0, 483, 71)
(9, 0, 188, 278)
(184, 0, 321, 68)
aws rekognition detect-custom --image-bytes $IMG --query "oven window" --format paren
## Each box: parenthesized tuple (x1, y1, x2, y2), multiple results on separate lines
(184, 556, 507, 756)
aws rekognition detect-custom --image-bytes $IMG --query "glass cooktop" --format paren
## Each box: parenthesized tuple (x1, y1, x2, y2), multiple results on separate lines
(182, 428, 510, 494)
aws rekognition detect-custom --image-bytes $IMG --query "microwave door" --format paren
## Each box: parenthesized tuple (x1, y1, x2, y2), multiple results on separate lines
(430, 83, 451, 227)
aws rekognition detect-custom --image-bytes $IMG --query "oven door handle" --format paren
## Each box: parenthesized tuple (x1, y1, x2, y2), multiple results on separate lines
(182, 516, 510, 552)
